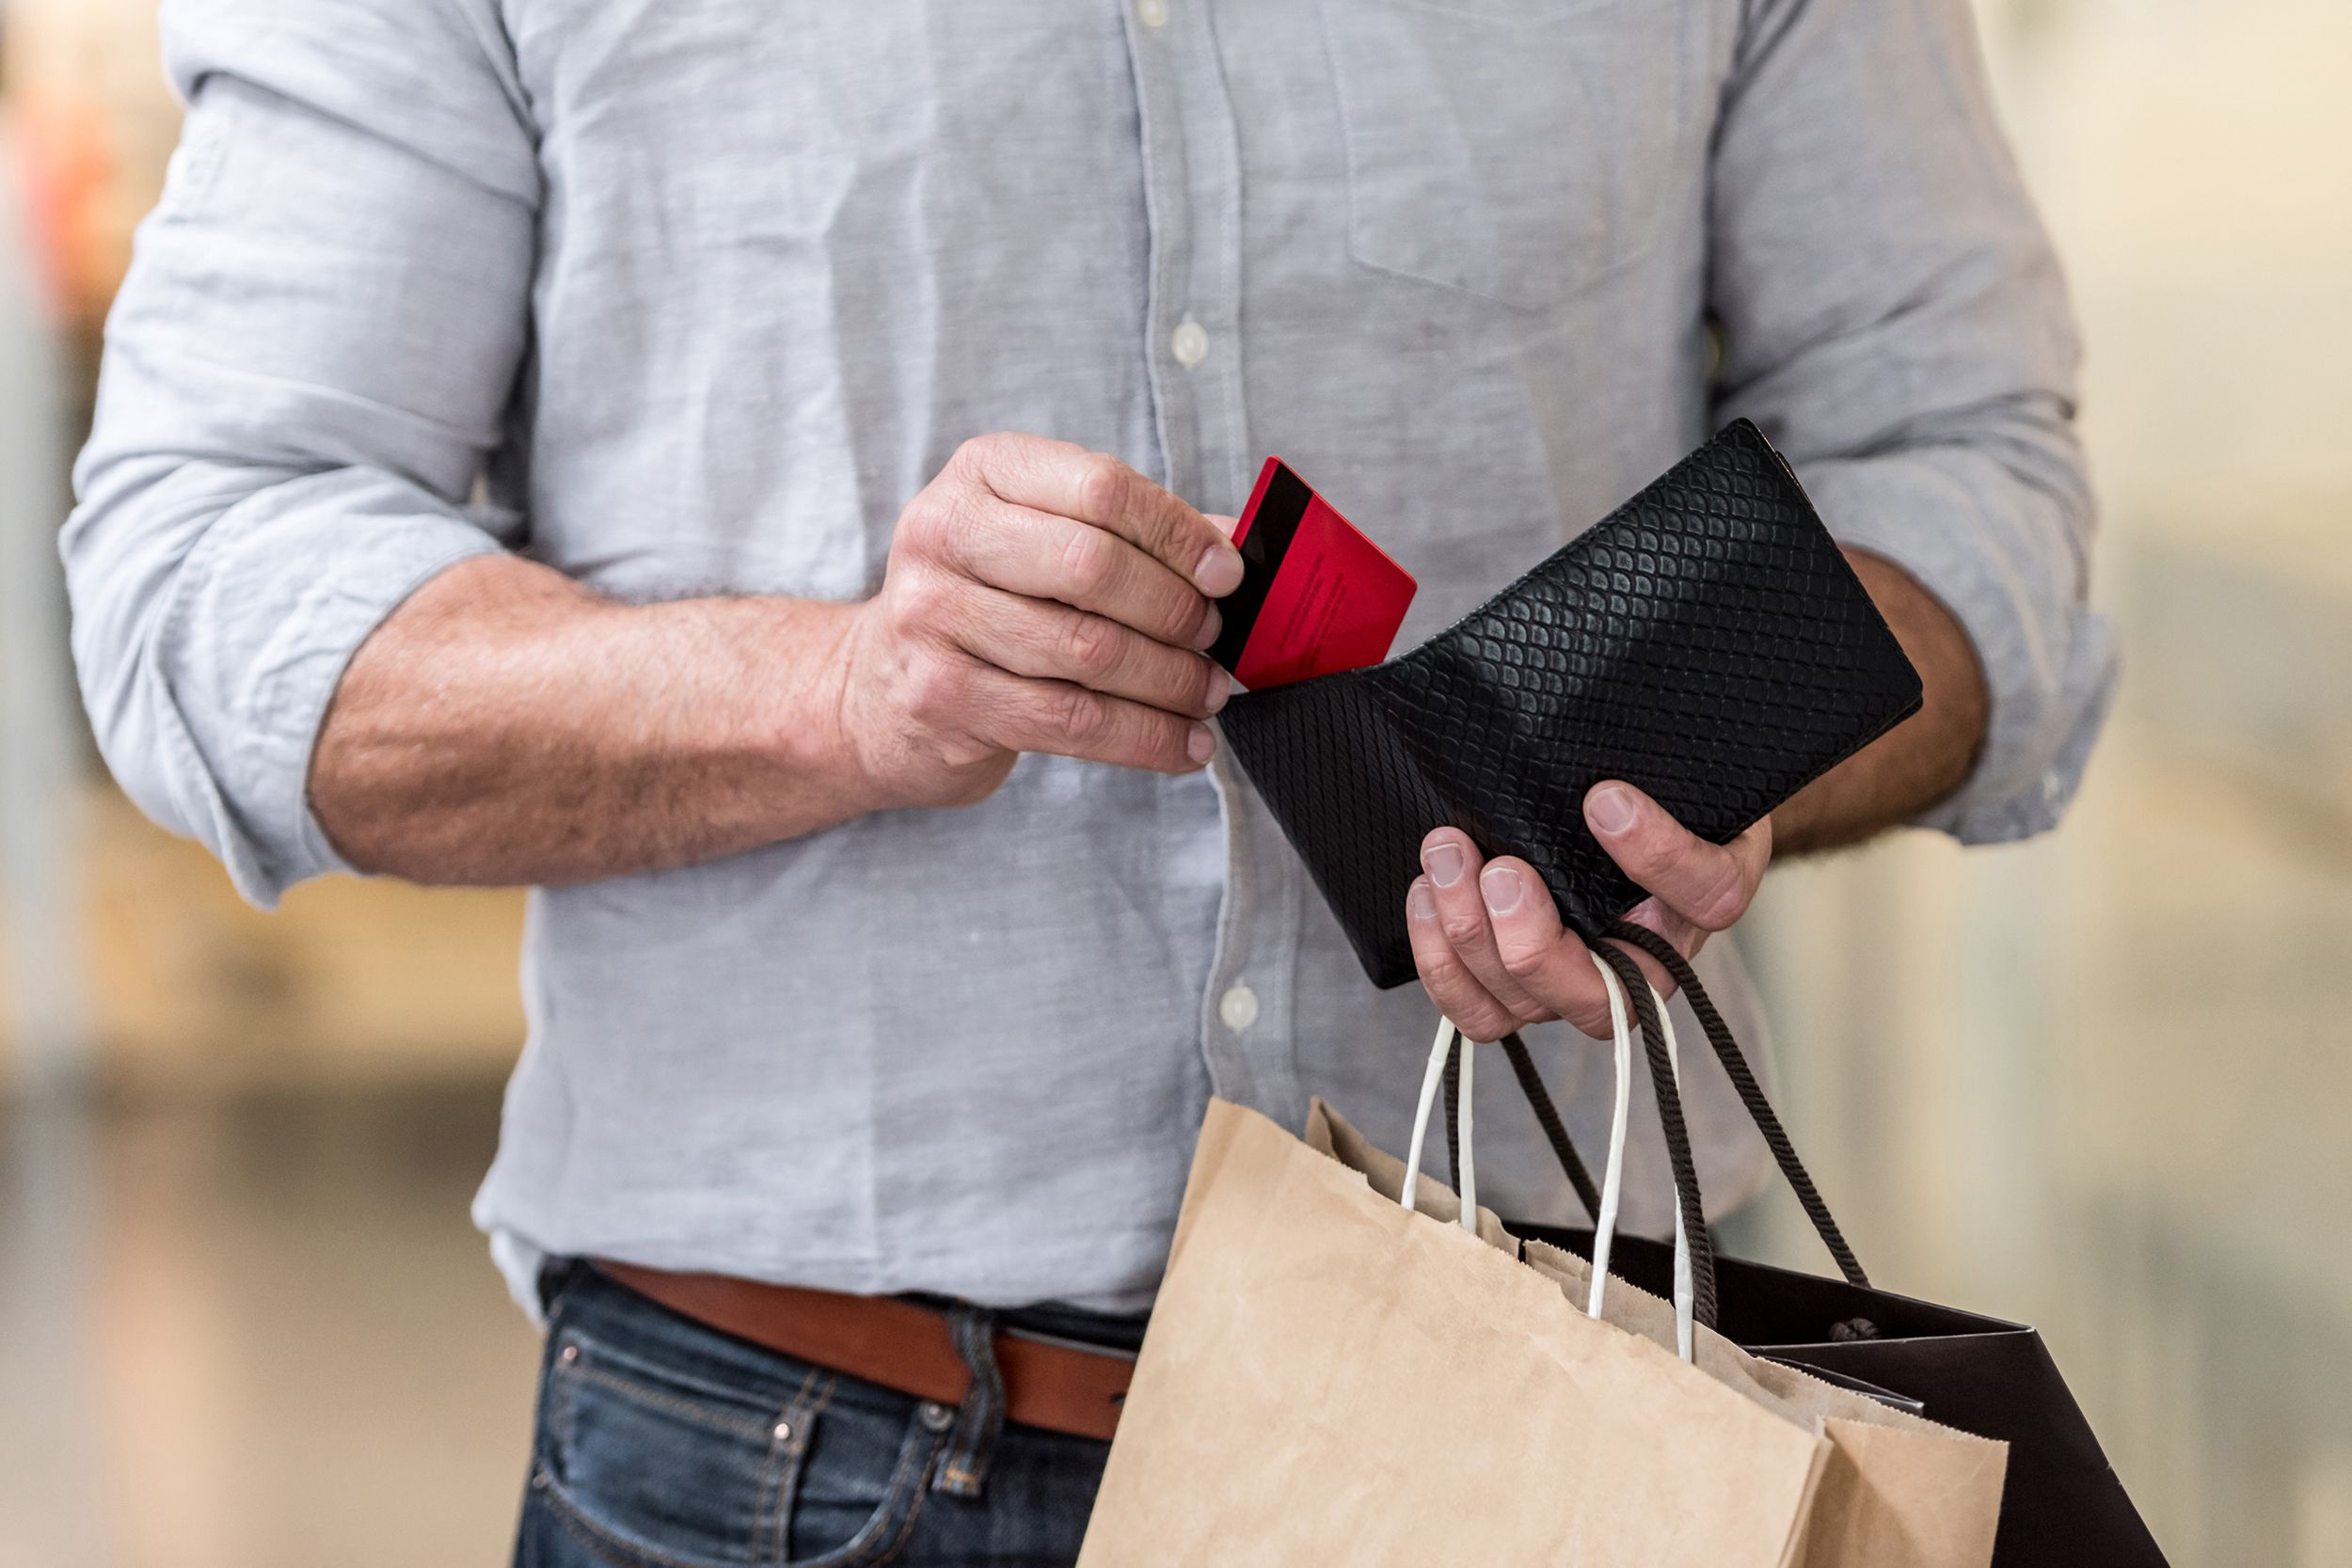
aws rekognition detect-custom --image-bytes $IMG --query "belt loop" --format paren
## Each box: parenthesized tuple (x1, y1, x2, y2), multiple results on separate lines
(934, 1305, 1005, 1498)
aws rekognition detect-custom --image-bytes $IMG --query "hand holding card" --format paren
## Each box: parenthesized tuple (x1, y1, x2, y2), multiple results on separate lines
(1206, 459, 1418, 689)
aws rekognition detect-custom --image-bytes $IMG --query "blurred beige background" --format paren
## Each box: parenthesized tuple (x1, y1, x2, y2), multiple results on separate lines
(2, 1, 2347, 1564)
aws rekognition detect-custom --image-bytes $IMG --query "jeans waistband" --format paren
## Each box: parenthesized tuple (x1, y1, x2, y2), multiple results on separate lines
(539, 1258, 1146, 1497)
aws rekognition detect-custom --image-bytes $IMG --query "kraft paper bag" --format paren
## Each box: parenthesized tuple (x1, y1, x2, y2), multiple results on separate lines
(1082, 1089, 2005, 1568)
(1317, 1104, 2008, 1568)
(1078, 1095, 1832, 1568)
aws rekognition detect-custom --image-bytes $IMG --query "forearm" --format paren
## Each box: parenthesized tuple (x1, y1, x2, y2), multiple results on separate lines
(1771, 548, 1991, 856)
(310, 554, 866, 885)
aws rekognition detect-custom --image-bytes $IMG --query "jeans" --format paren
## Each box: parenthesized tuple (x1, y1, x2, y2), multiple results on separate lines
(513, 1263, 1141, 1568)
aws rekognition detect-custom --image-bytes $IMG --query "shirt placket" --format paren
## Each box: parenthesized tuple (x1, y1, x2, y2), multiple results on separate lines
(1122, 0, 1305, 1128)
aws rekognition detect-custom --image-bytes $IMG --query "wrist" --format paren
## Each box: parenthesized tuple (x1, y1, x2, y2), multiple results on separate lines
(751, 596, 886, 829)
(1771, 549, 1989, 856)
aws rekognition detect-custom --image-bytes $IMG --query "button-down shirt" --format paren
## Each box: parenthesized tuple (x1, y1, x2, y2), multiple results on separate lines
(67, 0, 2115, 1313)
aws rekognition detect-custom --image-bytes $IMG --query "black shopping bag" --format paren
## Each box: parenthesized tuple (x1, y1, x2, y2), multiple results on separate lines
(1511, 1228, 2165, 1568)
(1451, 924, 2169, 1568)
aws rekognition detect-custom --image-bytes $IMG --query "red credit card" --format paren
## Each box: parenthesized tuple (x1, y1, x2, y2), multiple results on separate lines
(1206, 458, 1418, 689)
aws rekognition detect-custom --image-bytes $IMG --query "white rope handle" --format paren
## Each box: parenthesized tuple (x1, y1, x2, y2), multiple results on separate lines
(1398, 963, 1696, 1360)
(1401, 1016, 1478, 1234)
(1581, 957, 1696, 1362)
(1581, 953, 1635, 1319)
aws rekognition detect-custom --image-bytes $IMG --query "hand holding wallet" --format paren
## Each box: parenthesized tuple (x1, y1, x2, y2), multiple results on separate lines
(1216, 420, 1923, 989)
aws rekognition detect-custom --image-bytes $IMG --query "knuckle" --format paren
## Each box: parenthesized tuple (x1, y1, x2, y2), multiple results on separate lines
(905, 655, 966, 725)
(893, 570, 949, 628)
(1460, 1007, 1517, 1046)
(1058, 527, 1120, 599)
(1076, 453, 1130, 522)
(1416, 945, 1471, 994)
(1568, 1003, 1615, 1039)
(894, 492, 945, 555)
(1438, 911, 1489, 951)
(1053, 684, 1109, 746)
(1061, 614, 1121, 682)
(957, 431, 1011, 474)
(1498, 940, 1548, 980)
(912, 487, 986, 564)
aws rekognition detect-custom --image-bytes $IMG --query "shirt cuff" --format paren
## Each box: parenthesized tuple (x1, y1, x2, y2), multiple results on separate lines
(155, 470, 505, 905)
(1796, 456, 2121, 846)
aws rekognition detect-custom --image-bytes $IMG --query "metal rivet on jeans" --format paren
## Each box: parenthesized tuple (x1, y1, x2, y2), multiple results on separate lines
(557, 1343, 579, 1365)
(918, 1400, 956, 1433)
(772, 1419, 793, 1443)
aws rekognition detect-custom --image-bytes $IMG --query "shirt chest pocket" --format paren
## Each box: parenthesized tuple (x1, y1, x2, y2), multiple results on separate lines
(1320, 0, 1692, 311)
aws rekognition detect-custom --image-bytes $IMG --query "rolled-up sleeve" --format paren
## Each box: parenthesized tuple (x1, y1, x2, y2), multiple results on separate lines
(1708, 0, 2119, 843)
(62, 0, 536, 905)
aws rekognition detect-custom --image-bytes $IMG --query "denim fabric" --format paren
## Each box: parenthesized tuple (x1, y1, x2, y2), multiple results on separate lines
(514, 1265, 1131, 1568)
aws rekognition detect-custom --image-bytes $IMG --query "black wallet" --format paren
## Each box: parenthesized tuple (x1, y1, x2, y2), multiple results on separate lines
(1216, 420, 1923, 989)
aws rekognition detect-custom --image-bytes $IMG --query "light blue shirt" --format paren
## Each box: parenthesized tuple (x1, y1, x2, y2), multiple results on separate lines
(66, 0, 2115, 1313)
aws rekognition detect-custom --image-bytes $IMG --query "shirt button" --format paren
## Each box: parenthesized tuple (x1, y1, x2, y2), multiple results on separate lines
(1218, 985, 1260, 1032)
(1170, 319, 1210, 369)
(1136, 0, 1169, 26)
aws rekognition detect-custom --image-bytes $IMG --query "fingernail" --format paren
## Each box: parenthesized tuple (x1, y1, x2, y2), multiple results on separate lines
(1481, 865, 1523, 915)
(1425, 843, 1464, 887)
(1587, 784, 1637, 836)
(1203, 667, 1232, 715)
(1408, 880, 1437, 922)
(1187, 724, 1216, 765)
(1194, 544, 1245, 597)
(1192, 603, 1223, 650)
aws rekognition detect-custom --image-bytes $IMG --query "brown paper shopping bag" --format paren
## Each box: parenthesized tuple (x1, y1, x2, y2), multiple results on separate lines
(1322, 1107, 2007, 1568)
(1078, 1097, 1827, 1567)
(1081, 953, 2004, 1568)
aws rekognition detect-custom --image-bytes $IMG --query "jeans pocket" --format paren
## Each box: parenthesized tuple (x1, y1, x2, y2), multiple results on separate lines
(530, 1314, 945, 1568)
(1320, 0, 1692, 310)
(776, 1386, 949, 1567)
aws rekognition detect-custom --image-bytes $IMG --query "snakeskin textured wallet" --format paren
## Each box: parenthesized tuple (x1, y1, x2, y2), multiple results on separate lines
(1216, 420, 1923, 989)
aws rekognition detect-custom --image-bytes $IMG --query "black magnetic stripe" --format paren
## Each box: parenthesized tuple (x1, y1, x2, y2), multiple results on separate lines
(1207, 462, 1311, 673)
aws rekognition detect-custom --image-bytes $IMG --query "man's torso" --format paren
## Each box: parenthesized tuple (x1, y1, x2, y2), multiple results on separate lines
(472, 0, 1773, 1312)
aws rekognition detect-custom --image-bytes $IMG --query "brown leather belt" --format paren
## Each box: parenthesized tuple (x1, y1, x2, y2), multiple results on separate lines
(595, 1261, 1134, 1443)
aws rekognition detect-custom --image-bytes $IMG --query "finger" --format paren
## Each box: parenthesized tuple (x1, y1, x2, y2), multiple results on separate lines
(940, 501, 1218, 650)
(1419, 828, 1550, 1029)
(1610, 894, 1708, 969)
(964, 663, 1216, 775)
(1471, 858, 1633, 1038)
(1583, 782, 1772, 933)
(957, 435, 1244, 598)
(1405, 876, 1522, 1044)
(952, 585, 1230, 719)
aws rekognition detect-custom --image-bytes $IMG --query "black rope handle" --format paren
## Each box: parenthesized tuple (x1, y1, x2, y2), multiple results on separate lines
(1438, 1030, 1604, 1225)
(1500, 1032, 1603, 1222)
(1589, 940, 1721, 1331)
(1441, 1034, 1462, 1196)
(1605, 921, 1871, 1291)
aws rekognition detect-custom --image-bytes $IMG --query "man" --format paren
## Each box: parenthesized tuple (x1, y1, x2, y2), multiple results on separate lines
(65, 0, 2114, 1561)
